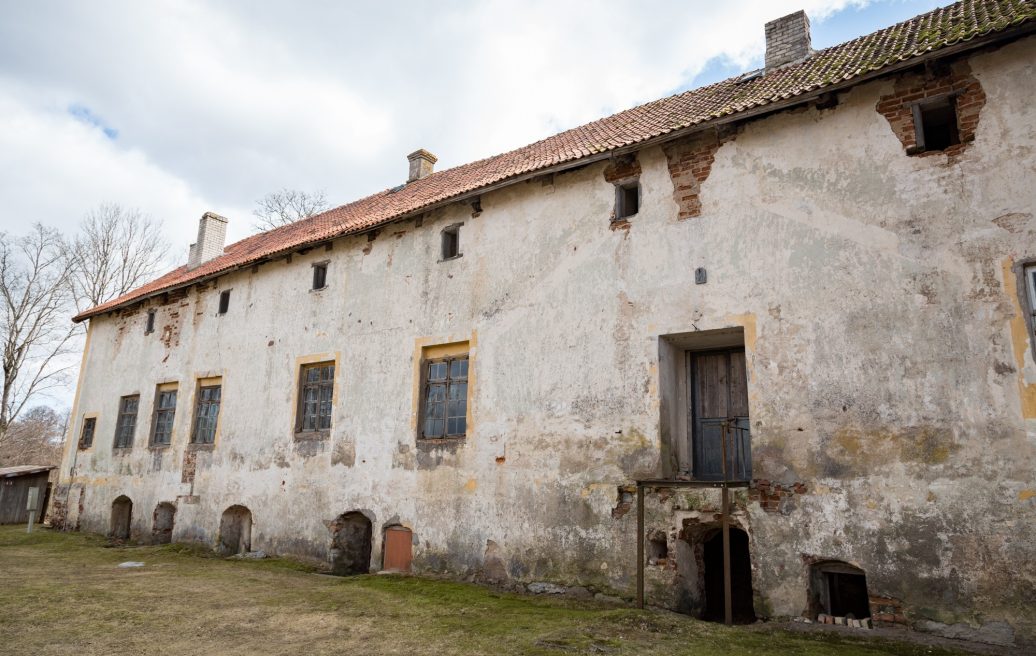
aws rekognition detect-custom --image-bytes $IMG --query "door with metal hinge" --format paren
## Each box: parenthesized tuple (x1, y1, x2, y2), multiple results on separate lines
(688, 348, 751, 481)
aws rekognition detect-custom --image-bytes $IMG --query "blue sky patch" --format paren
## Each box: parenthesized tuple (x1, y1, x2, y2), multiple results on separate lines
(68, 103, 118, 140)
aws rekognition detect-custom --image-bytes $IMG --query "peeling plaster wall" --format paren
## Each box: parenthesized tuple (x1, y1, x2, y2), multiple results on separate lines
(59, 38, 1036, 643)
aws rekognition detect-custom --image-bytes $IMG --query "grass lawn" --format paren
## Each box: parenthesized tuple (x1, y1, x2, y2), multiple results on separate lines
(0, 526, 973, 656)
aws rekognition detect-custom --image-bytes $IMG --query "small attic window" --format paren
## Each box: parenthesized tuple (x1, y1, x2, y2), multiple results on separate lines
(145, 309, 156, 335)
(912, 96, 960, 153)
(312, 262, 328, 290)
(615, 181, 639, 221)
(218, 290, 231, 315)
(441, 224, 461, 261)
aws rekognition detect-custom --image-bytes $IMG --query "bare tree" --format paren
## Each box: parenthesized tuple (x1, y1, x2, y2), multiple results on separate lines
(0, 225, 76, 446)
(0, 405, 66, 467)
(66, 203, 169, 312)
(253, 188, 328, 231)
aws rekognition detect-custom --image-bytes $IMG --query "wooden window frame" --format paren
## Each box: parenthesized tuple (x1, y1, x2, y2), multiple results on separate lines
(440, 224, 462, 261)
(614, 179, 640, 221)
(295, 362, 335, 439)
(78, 416, 96, 449)
(145, 309, 156, 335)
(312, 261, 329, 291)
(149, 386, 178, 447)
(419, 354, 469, 440)
(113, 395, 139, 449)
(190, 383, 222, 445)
(1022, 261, 1036, 360)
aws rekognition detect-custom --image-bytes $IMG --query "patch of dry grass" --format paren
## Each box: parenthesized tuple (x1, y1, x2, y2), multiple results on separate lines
(0, 527, 971, 656)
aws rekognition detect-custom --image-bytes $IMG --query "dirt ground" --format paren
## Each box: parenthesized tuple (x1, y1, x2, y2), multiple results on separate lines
(0, 526, 989, 656)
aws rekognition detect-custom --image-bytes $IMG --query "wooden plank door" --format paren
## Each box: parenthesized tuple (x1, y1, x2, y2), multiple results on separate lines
(689, 349, 751, 481)
(383, 526, 413, 572)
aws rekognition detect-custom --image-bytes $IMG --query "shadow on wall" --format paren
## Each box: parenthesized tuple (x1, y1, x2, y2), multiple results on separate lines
(218, 505, 252, 556)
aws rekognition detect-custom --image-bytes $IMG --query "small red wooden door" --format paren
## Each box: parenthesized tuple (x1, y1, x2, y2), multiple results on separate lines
(383, 526, 413, 572)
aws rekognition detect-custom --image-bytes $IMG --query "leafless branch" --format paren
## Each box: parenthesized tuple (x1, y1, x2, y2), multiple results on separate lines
(0, 404, 66, 467)
(253, 188, 328, 232)
(66, 203, 170, 312)
(0, 224, 76, 447)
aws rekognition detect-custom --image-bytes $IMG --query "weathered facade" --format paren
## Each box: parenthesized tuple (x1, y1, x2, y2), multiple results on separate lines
(57, 2, 1036, 648)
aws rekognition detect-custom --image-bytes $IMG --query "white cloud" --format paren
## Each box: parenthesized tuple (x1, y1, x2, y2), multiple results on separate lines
(0, 0, 875, 253)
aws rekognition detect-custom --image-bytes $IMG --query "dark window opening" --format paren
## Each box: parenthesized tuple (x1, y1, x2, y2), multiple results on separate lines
(827, 572, 870, 618)
(809, 561, 871, 620)
(218, 290, 231, 314)
(702, 528, 756, 624)
(648, 532, 669, 565)
(421, 355, 468, 439)
(615, 181, 640, 220)
(191, 384, 221, 444)
(297, 362, 334, 434)
(312, 262, 328, 290)
(913, 97, 960, 152)
(151, 389, 177, 446)
(441, 225, 461, 260)
(79, 417, 96, 449)
(114, 395, 139, 449)
(145, 310, 156, 334)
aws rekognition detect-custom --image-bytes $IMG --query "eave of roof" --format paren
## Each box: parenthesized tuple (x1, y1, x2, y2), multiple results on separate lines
(73, 0, 1036, 323)
(0, 465, 57, 478)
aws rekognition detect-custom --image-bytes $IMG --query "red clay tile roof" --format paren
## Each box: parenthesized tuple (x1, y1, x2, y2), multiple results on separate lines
(74, 0, 1036, 322)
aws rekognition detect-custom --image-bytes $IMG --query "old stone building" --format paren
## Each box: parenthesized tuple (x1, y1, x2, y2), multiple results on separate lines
(57, 0, 1036, 647)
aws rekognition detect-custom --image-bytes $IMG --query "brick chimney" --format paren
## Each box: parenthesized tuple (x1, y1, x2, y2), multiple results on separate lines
(765, 10, 811, 71)
(186, 212, 228, 270)
(407, 149, 437, 183)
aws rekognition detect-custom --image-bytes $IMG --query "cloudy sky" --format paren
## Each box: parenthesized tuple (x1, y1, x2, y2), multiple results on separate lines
(0, 1, 942, 263)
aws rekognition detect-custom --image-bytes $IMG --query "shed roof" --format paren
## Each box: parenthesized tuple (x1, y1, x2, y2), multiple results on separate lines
(73, 0, 1036, 322)
(0, 465, 57, 478)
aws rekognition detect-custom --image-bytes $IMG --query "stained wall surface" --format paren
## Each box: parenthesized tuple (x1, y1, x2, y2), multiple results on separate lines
(57, 38, 1036, 645)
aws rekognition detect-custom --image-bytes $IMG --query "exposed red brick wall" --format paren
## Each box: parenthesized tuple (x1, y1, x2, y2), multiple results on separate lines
(876, 61, 985, 157)
(181, 449, 196, 483)
(870, 595, 908, 627)
(663, 130, 728, 220)
(602, 155, 641, 184)
(750, 479, 808, 513)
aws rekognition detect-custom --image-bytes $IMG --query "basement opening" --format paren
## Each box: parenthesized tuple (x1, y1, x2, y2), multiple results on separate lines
(152, 502, 176, 544)
(702, 527, 755, 623)
(218, 505, 252, 556)
(110, 495, 132, 540)
(810, 560, 871, 619)
(330, 511, 373, 576)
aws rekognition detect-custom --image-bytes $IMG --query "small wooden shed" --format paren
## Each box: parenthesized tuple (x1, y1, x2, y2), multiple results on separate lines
(0, 465, 55, 524)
